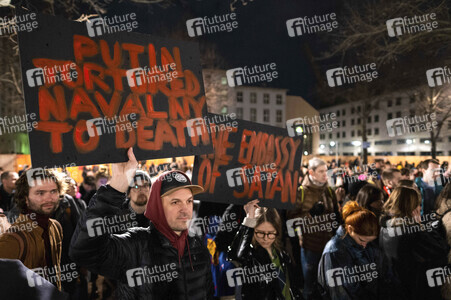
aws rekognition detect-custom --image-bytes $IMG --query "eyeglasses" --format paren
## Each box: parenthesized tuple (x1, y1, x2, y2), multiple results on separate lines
(132, 184, 151, 190)
(254, 231, 277, 239)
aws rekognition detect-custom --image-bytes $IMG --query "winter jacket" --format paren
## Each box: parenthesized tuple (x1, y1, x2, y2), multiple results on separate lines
(318, 226, 389, 300)
(287, 176, 340, 253)
(0, 213, 63, 290)
(0, 258, 68, 300)
(227, 222, 302, 300)
(69, 185, 214, 300)
(379, 214, 449, 299)
(415, 178, 440, 215)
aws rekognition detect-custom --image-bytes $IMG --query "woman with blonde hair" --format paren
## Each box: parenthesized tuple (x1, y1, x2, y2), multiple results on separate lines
(379, 186, 449, 300)
(228, 200, 301, 300)
(318, 201, 387, 300)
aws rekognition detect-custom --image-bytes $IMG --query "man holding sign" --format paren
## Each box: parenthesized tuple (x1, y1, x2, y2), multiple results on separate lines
(69, 148, 214, 299)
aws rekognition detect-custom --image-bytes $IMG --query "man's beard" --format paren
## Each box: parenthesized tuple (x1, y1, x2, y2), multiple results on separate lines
(30, 202, 59, 215)
(133, 194, 148, 207)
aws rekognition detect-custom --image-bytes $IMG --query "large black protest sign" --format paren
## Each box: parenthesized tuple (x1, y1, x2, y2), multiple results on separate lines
(192, 113, 303, 209)
(19, 14, 212, 167)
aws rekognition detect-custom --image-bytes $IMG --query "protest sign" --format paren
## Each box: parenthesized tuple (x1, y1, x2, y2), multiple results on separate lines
(18, 14, 212, 167)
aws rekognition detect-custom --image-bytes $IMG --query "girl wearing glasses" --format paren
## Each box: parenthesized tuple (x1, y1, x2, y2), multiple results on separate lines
(228, 199, 302, 300)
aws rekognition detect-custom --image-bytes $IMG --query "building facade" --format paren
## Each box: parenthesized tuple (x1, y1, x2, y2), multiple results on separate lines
(318, 93, 451, 157)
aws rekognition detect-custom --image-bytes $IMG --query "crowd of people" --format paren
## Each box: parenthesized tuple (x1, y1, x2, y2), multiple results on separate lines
(0, 151, 450, 300)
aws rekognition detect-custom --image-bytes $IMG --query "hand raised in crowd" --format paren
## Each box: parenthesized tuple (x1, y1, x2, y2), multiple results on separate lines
(335, 187, 345, 202)
(110, 147, 139, 193)
(243, 199, 260, 219)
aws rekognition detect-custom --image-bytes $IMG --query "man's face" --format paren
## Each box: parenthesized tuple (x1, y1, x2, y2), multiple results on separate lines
(129, 182, 151, 207)
(161, 188, 193, 235)
(309, 165, 328, 184)
(26, 181, 60, 215)
(66, 179, 77, 197)
(2, 172, 18, 191)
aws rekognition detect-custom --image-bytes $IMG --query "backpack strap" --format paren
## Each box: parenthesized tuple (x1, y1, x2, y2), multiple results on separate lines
(298, 186, 304, 203)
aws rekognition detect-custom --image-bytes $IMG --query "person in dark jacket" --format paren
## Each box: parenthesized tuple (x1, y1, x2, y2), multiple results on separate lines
(228, 199, 302, 300)
(123, 170, 152, 228)
(415, 159, 442, 215)
(0, 258, 68, 300)
(69, 148, 214, 300)
(318, 201, 387, 300)
(379, 186, 450, 300)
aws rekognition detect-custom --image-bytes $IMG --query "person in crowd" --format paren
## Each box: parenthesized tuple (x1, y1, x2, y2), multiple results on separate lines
(381, 168, 401, 201)
(379, 186, 449, 299)
(70, 148, 214, 299)
(228, 199, 302, 299)
(53, 175, 88, 299)
(318, 201, 387, 299)
(0, 171, 18, 213)
(78, 175, 95, 206)
(124, 170, 152, 228)
(414, 159, 442, 215)
(344, 180, 368, 203)
(355, 184, 384, 219)
(287, 157, 343, 300)
(0, 258, 68, 300)
(65, 177, 86, 212)
(0, 169, 65, 290)
(435, 183, 451, 299)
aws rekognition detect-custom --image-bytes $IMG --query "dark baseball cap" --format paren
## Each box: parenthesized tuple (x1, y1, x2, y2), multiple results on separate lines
(160, 171, 203, 198)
